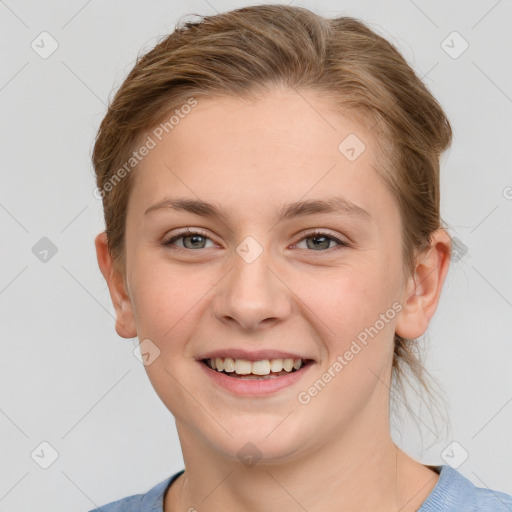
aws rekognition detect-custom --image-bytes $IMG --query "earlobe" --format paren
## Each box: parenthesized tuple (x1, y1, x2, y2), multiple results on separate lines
(94, 232, 137, 339)
(395, 229, 452, 340)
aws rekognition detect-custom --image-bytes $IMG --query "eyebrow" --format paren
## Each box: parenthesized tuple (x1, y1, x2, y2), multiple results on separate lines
(144, 196, 371, 223)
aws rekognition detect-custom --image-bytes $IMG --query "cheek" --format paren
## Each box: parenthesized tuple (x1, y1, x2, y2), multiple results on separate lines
(295, 266, 398, 422)
(128, 261, 213, 418)
(129, 257, 224, 359)
(301, 259, 399, 362)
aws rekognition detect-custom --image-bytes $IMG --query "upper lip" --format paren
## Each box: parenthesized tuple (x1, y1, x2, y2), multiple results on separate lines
(197, 349, 313, 362)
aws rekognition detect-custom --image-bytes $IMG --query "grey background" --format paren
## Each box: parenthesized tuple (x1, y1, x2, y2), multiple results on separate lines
(1, 0, 511, 510)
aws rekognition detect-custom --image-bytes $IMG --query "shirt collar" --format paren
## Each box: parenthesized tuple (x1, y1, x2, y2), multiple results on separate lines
(140, 470, 184, 512)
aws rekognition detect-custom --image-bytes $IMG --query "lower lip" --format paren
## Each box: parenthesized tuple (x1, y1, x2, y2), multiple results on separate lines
(198, 360, 315, 397)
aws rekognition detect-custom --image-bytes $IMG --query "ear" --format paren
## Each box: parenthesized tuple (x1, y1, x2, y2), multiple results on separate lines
(395, 228, 452, 340)
(94, 231, 137, 339)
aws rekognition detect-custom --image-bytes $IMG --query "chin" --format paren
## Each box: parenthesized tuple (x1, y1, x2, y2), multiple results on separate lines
(207, 418, 310, 466)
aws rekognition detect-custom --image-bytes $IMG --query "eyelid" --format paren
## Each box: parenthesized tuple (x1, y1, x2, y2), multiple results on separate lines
(163, 227, 216, 246)
(163, 227, 351, 252)
(293, 229, 351, 249)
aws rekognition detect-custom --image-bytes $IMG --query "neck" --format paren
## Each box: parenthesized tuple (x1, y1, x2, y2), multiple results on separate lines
(165, 388, 438, 511)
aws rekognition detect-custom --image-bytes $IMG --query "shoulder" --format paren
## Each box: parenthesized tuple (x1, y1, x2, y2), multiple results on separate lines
(419, 464, 512, 511)
(87, 470, 184, 512)
(88, 493, 143, 512)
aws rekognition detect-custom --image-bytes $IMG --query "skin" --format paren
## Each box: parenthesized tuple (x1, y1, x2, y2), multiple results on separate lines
(95, 86, 451, 511)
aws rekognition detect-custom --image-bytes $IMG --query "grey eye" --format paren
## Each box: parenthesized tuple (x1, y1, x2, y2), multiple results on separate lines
(164, 231, 215, 250)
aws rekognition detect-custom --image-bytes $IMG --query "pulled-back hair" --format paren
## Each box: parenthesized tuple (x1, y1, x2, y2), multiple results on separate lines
(92, 4, 452, 434)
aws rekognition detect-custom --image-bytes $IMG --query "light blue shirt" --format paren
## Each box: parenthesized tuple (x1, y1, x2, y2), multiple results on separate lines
(88, 464, 512, 511)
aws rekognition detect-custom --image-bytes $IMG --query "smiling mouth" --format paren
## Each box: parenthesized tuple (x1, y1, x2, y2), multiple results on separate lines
(202, 357, 314, 379)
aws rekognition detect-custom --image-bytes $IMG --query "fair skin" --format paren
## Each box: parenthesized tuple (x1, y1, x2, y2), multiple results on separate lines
(95, 87, 451, 511)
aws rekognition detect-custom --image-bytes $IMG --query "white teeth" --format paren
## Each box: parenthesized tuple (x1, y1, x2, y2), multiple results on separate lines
(251, 360, 271, 375)
(270, 358, 283, 372)
(223, 357, 235, 372)
(207, 357, 305, 375)
(283, 359, 294, 372)
(234, 359, 252, 375)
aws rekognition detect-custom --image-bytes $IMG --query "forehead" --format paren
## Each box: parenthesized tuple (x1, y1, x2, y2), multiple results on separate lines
(130, 88, 395, 224)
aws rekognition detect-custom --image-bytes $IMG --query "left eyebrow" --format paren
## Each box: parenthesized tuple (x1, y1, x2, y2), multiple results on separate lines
(144, 196, 371, 223)
(274, 197, 371, 223)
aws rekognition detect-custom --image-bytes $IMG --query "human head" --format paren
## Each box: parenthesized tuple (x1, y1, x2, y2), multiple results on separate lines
(93, 4, 452, 453)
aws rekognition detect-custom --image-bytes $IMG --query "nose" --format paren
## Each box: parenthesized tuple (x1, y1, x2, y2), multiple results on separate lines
(213, 248, 292, 332)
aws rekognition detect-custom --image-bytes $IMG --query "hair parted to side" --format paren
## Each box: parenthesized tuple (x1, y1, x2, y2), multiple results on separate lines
(92, 4, 452, 437)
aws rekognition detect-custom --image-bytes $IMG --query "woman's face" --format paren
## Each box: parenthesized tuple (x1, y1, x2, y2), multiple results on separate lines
(116, 87, 414, 461)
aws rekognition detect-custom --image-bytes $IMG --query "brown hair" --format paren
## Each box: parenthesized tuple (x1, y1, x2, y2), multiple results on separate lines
(92, 4, 452, 431)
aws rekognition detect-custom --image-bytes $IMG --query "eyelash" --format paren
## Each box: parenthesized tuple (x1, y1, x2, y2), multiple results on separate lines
(162, 228, 350, 253)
